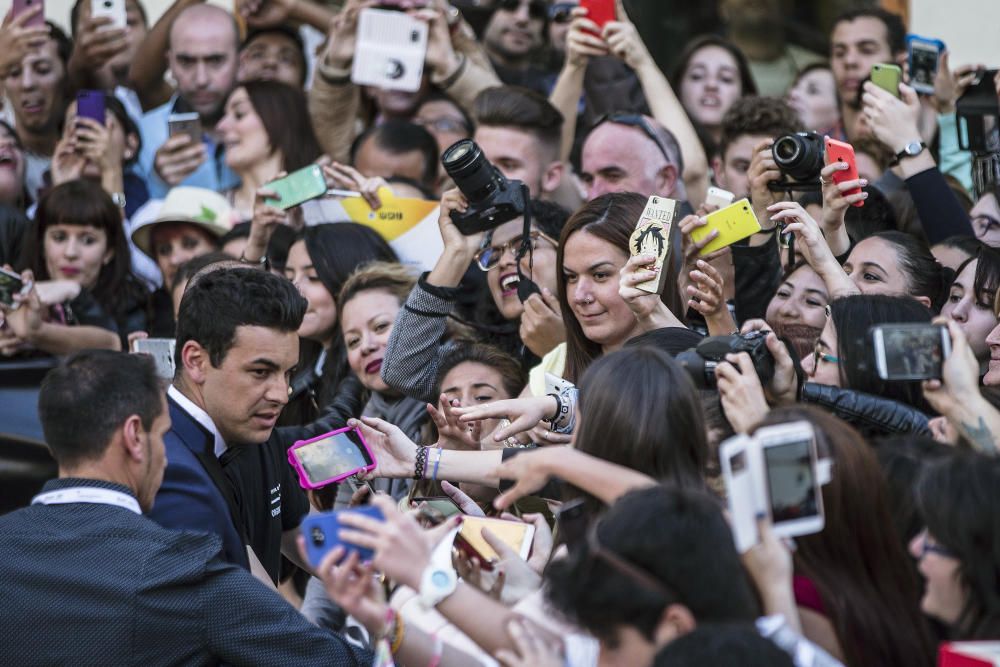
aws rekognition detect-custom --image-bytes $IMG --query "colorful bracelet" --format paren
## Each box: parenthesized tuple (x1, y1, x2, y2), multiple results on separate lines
(431, 446, 443, 481)
(414, 446, 429, 480)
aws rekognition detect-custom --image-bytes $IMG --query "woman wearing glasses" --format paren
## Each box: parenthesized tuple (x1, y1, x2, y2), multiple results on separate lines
(380, 189, 569, 405)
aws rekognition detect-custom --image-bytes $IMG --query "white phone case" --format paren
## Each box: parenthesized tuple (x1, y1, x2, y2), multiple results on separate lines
(91, 0, 127, 29)
(351, 9, 428, 93)
(134, 338, 176, 380)
(705, 186, 735, 209)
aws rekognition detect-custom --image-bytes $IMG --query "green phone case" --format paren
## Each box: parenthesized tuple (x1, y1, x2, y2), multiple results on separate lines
(264, 165, 327, 210)
(871, 64, 902, 98)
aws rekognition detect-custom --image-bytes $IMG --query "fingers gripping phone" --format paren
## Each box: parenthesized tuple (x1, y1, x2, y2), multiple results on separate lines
(76, 90, 106, 125)
(0, 267, 25, 308)
(264, 165, 328, 210)
(871, 63, 903, 98)
(167, 112, 202, 143)
(300, 505, 385, 567)
(351, 8, 428, 93)
(824, 137, 863, 207)
(691, 198, 762, 256)
(91, 0, 127, 29)
(871, 323, 950, 381)
(455, 516, 534, 570)
(13, 0, 45, 28)
(287, 425, 378, 489)
(580, 0, 614, 30)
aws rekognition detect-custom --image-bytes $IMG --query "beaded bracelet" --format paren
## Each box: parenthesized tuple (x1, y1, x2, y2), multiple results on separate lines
(414, 446, 429, 480)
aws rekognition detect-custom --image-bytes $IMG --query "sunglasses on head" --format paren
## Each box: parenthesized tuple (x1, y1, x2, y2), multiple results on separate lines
(495, 0, 548, 21)
(549, 2, 576, 23)
(592, 112, 674, 165)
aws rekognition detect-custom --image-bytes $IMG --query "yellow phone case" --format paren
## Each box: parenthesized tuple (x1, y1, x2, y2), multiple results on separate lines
(691, 198, 762, 256)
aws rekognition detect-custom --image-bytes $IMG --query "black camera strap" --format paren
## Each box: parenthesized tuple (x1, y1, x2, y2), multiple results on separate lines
(514, 183, 541, 303)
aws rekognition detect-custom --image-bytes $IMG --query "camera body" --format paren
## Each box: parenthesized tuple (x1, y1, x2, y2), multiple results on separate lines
(676, 330, 775, 390)
(770, 132, 825, 189)
(442, 140, 528, 235)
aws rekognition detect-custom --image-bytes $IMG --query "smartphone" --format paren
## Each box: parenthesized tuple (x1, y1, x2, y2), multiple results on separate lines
(824, 137, 863, 207)
(0, 267, 25, 308)
(351, 8, 428, 93)
(265, 164, 328, 210)
(544, 372, 574, 397)
(91, 0, 127, 29)
(956, 69, 999, 153)
(705, 186, 735, 209)
(871, 323, 950, 381)
(907, 35, 945, 95)
(455, 516, 534, 569)
(133, 338, 176, 380)
(411, 496, 463, 519)
(300, 505, 385, 567)
(871, 63, 903, 98)
(167, 112, 202, 143)
(720, 434, 758, 553)
(629, 195, 676, 294)
(691, 198, 762, 256)
(12, 0, 45, 28)
(755, 422, 825, 539)
(76, 90, 106, 126)
(287, 425, 377, 490)
(580, 0, 614, 30)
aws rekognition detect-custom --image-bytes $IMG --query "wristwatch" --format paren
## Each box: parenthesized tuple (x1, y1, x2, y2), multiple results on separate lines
(894, 140, 927, 162)
(418, 526, 460, 608)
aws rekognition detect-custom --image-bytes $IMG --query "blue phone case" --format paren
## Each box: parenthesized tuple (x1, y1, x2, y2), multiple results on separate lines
(300, 505, 384, 568)
(907, 35, 945, 94)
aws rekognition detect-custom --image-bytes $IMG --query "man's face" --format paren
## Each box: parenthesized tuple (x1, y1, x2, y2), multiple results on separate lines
(3, 39, 67, 139)
(168, 16, 238, 121)
(238, 32, 304, 88)
(483, 0, 545, 64)
(830, 17, 894, 104)
(715, 133, 770, 199)
(475, 125, 552, 197)
(581, 123, 674, 201)
(197, 325, 298, 445)
(354, 137, 429, 186)
(484, 217, 559, 319)
(138, 396, 171, 513)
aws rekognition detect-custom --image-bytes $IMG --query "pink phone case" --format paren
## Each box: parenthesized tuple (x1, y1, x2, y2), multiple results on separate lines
(287, 426, 377, 490)
(13, 0, 45, 27)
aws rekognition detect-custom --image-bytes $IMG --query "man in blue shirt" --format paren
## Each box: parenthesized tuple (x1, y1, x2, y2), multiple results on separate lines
(136, 3, 240, 198)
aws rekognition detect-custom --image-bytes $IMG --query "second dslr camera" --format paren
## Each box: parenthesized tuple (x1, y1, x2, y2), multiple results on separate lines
(441, 139, 527, 235)
(769, 131, 824, 191)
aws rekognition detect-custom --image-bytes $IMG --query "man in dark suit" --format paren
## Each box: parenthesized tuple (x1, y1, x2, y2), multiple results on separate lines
(150, 266, 362, 584)
(0, 350, 371, 665)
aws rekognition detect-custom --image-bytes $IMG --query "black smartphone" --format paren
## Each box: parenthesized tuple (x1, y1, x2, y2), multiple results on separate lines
(0, 268, 24, 308)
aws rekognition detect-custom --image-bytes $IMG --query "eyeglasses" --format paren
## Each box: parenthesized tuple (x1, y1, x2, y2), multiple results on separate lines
(474, 230, 557, 271)
(586, 519, 675, 600)
(591, 113, 678, 170)
(917, 529, 957, 559)
(813, 342, 840, 367)
(495, 0, 548, 21)
(414, 116, 471, 136)
(549, 1, 576, 23)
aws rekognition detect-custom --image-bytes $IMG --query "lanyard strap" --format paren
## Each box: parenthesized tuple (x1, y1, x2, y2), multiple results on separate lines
(32, 487, 142, 515)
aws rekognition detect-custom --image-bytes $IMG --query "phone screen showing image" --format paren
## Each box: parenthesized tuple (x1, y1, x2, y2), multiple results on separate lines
(0, 270, 24, 307)
(878, 325, 946, 380)
(764, 439, 819, 525)
(293, 430, 373, 485)
(910, 43, 940, 88)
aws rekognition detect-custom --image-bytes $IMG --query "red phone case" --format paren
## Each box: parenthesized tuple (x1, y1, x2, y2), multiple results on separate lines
(580, 0, 615, 29)
(824, 137, 864, 207)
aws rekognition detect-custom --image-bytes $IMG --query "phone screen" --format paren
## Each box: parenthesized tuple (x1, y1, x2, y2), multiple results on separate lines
(910, 43, 940, 88)
(265, 166, 327, 210)
(0, 269, 24, 307)
(877, 325, 946, 380)
(458, 517, 532, 562)
(764, 439, 819, 524)
(293, 430, 372, 485)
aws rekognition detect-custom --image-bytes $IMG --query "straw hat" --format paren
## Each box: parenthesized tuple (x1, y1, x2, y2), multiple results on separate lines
(131, 186, 235, 258)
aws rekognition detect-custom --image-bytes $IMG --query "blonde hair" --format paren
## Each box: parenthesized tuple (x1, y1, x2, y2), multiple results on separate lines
(337, 261, 417, 320)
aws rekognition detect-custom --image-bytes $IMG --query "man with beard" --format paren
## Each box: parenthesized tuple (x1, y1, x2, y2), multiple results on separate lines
(482, 0, 552, 93)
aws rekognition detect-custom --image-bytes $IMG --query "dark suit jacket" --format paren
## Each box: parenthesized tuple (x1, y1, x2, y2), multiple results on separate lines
(148, 396, 249, 569)
(0, 478, 372, 666)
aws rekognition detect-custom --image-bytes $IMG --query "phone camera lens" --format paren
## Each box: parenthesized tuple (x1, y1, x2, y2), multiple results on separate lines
(310, 526, 325, 545)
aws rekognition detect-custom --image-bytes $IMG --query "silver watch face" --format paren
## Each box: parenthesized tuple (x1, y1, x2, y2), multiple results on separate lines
(906, 141, 922, 155)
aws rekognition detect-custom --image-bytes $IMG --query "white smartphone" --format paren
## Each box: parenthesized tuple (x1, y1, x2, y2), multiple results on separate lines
(754, 422, 825, 539)
(705, 186, 735, 209)
(91, 0, 127, 30)
(720, 434, 758, 553)
(133, 338, 176, 380)
(544, 371, 574, 397)
(351, 8, 428, 93)
(872, 323, 950, 381)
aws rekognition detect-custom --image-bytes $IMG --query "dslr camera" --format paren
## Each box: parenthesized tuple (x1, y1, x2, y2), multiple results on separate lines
(441, 139, 527, 235)
(676, 331, 775, 390)
(769, 132, 824, 191)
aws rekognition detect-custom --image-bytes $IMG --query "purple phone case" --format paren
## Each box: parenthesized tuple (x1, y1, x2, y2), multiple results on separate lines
(76, 90, 106, 125)
(13, 0, 45, 27)
(287, 425, 377, 490)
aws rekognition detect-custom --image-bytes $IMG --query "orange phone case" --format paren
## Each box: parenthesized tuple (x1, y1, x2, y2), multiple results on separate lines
(824, 137, 863, 207)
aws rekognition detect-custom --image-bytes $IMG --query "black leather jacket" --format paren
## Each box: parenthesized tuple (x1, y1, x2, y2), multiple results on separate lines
(801, 382, 931, 437)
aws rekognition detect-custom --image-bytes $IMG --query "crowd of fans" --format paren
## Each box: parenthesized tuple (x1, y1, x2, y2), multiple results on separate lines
(1, 0, 999, 664)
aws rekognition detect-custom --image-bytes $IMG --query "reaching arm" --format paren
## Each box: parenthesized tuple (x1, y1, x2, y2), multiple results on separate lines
(549, 8, 606, 161)
(128, 0, 195, 111)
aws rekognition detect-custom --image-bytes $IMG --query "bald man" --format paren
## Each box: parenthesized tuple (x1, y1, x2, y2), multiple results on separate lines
(136, 3, 240, 199)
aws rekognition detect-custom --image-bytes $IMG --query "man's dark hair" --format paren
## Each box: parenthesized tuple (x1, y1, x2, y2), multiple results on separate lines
(171, 251, 238, 293)
(718, 96, 803, 160)
(528, 198, 570, 243)
(38, 351, 163, 468)
(653, 624, 795, 667)
(833, 8, 907, 55)
(544, 485, 759, 643)
(241, 26, 307, 85)
(44, 21, 74, 66)
(473, 86, 564, 157)
(175, 267, 307, 370)
(349, 120, 439, 190)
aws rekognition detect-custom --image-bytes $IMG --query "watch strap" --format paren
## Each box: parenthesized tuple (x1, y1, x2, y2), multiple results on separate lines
(894, 141, 927, 163)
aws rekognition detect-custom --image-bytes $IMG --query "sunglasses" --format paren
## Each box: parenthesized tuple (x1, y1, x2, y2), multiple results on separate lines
(474, 230, 557, 271)
(592, 113, 675, 167)
(916, 528, 956, 559)
(495, 0, 548, 21)
(549, 2, 576, 23)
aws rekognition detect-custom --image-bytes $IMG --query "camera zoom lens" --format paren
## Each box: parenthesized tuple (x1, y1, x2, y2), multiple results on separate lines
(774, 137, 799, 163)
(442, 140, 500, 204)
